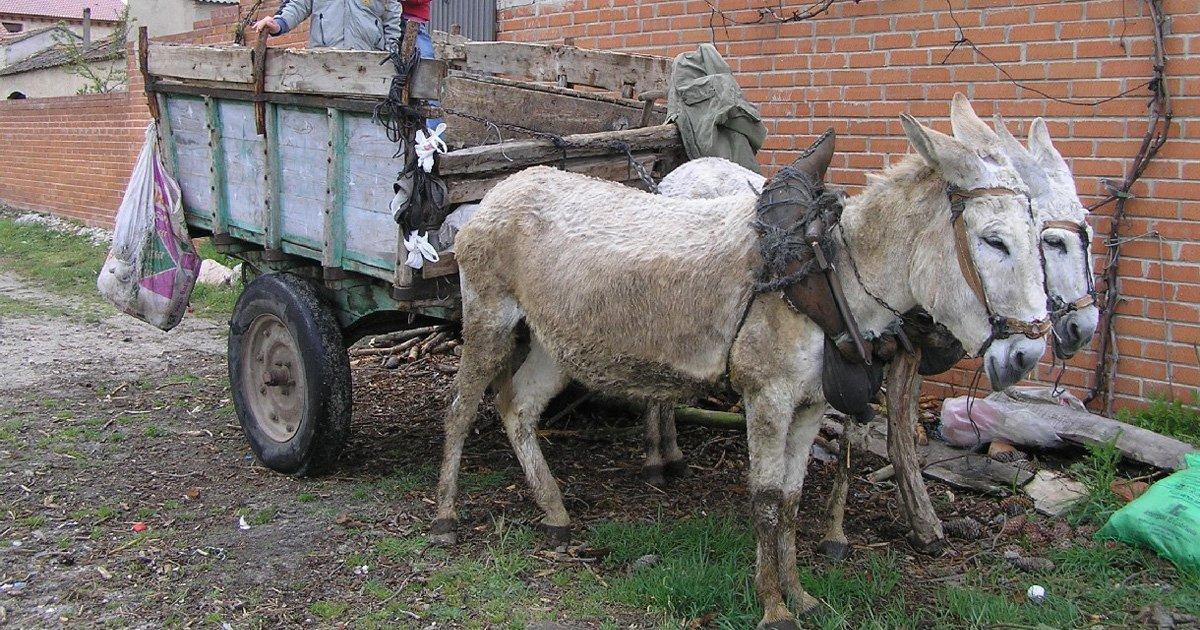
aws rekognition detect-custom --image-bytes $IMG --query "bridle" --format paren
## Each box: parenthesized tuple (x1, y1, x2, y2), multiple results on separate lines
(946, 184, 1053, 355)
(1040, 219, 1097, 319)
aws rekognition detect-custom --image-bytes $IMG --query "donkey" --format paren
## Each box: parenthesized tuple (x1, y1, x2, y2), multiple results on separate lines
(434, 96, 1049, 628)
(815, 100, 1101, 560)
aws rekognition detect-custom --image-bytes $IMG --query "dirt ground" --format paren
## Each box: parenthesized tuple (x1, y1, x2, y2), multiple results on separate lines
(0, 272, 1191, 628)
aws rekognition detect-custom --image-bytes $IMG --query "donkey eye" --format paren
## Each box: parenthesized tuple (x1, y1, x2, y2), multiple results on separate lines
(1042, 234, 1068, 253)
(981, 236, 1010, 255)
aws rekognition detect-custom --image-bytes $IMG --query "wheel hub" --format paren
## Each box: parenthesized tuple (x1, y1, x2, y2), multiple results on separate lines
(241, 314, 306, 442)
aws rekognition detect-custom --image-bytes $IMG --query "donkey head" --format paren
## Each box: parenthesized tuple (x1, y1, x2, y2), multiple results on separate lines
(900, 94, 1048, 390)
(980, 113, 1098, 359)
(1028, 119, 1099, 357)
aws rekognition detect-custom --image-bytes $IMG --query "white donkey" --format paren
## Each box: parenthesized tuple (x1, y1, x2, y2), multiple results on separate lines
(814, 103, 1102, 559)
(434, 96, 1049, 628)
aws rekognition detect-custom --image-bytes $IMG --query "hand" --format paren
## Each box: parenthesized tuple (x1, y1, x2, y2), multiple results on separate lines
(252, 16, 281, 35)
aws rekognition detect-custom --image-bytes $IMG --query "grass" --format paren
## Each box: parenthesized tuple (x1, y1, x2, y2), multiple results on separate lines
(1118, 392, 1200, 447)
(0, 211, 241, 320)
(577, 513, 1199, 629)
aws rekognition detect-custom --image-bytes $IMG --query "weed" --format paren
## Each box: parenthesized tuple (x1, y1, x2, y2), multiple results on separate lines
(308, 601, 348, 621)
(1118, 393, 1200, 447)
(144, 425, 166, 438)
(1069, 438, 1123, 525)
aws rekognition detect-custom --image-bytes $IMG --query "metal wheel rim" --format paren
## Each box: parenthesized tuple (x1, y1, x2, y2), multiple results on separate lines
(240, 313, 307, 443)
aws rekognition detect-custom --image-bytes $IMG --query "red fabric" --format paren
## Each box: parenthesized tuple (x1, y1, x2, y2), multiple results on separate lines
(402, 0, 430, 22)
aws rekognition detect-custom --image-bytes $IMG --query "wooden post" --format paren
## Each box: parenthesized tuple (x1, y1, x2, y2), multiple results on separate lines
(392, 19, 421, 295)
(323, 108, 346, 269)
(204, 96, 230, 237)
(137, 27, 161, 121)
(885, 348, 946, 553)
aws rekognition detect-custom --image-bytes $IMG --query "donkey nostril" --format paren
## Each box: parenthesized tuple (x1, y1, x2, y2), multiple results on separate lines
(1068, 320, 1081, 342)
(1013, 350, 1036, 372)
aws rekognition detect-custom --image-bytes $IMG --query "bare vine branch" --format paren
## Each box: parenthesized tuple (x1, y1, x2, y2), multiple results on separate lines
(1085, 0, 1173, 413)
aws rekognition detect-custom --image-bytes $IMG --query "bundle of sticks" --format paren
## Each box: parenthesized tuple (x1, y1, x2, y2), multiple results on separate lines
(349, 325, 460, 364)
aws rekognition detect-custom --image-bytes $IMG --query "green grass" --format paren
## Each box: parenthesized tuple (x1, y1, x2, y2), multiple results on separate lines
(0, 212, 241, 319)
(578, 513, 1200, 628)
(1118, 392, 1200, 447)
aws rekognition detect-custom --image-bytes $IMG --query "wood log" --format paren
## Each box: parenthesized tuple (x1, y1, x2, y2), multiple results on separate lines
(445, 152, 661, 203)
(983, 389, 1198, 470)
(350, 336, 424, 357)
(885, 349, 946, 549)
(435, 124, 680, 176)
(367, 325, 449, 347)
(672, 406, 745, 429)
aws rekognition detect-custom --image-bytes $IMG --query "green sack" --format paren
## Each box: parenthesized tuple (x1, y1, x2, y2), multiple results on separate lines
(1097, 453, 1200, 575)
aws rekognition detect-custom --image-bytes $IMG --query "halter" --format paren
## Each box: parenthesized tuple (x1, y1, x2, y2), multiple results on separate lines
(1040, 219, 1097, 318)
(946, 184, 1052, 354)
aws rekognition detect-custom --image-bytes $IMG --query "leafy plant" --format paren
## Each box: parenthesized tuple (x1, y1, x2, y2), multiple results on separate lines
(50, 6, 131, 95)
(1118, 392, 1200, 447)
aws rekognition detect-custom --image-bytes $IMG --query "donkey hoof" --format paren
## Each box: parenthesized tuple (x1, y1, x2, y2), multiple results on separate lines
(664, 459, 690, 479)
(539, 523, 572, 547)
(907, 532, 946, 556)
(429, 518, 458, 546)
(816, 539, 852, 562)
(641, 464, 667, 487)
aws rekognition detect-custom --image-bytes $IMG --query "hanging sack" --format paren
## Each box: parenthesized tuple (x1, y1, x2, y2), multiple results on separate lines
(97, 123, 200, 331)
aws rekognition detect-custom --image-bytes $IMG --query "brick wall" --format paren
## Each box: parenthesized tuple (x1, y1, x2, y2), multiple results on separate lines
(496, 0, 1200, 411)
(0, 2, 295, 229)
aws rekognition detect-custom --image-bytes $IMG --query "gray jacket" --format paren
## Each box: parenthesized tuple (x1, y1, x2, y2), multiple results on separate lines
(276, 0, 403, 51)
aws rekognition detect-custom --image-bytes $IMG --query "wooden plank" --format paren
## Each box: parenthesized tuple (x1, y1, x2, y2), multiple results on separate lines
(420, 251, 458, 279)
(446, 152, 660, 203)
(148, 43, 253, 83)
(264, 49, 444, 100)
(147, 43, 444, 100)
(264, 102, 282, 251)
(442, 74, 660, 148)
(204, 96, 229, 235)
(461, 41, 669, 95)
(436, 124, 680, 177)
(323, 108, 346, 268)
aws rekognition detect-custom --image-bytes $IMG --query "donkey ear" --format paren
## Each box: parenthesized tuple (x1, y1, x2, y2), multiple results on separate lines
(991, 112, 1024, 153)
(901, 114, 972, 172)
(949, 93, 999, 147)
(1028, 118, 1075, 190)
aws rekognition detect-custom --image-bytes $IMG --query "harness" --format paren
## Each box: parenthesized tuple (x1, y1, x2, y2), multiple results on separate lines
(945, 184, 1053, 354)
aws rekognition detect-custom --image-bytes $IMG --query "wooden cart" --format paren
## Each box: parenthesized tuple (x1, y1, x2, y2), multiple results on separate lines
(140, 28, 685, 474)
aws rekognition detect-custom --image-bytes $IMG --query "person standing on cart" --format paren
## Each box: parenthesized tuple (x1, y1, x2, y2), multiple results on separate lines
(252, 0, 434, 57)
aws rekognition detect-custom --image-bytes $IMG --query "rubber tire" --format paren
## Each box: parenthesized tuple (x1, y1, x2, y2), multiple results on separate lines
(228, 273, 351, 476)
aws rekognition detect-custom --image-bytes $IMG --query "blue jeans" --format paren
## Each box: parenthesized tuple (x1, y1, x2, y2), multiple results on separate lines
(415, 22, 443, 131)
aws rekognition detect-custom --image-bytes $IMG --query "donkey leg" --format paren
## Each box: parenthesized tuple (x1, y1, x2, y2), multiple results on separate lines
(660, 405, 688, 479)
(433, 302, 519, 544)
(778, 404, 824, 616)
(744, 395, 797, 630)
(640, 403, 667, 487)
(886, 349, 945, 554)
(816, 418, 852, 561)
(495, 338, 572, 546)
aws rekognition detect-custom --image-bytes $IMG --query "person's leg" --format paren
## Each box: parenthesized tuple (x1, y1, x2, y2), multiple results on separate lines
(416, 22, 443, 130)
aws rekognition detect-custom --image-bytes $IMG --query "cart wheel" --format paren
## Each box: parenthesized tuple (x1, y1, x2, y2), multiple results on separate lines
(228, 273, 351, 476)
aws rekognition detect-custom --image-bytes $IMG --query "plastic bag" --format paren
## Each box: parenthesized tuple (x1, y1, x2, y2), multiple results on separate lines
(97, 123, 200, 331)
(436, 202, 481, 252)
(1097, 453, 1200, 575)
(938, 392, 1065, 449)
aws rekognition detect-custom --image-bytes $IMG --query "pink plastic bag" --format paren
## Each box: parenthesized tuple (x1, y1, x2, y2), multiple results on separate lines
(97, 123, 200, 331)
(937, 397, 1004, 448)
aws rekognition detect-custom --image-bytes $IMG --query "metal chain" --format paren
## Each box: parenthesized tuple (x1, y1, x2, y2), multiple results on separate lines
(835, 223, 904, 320)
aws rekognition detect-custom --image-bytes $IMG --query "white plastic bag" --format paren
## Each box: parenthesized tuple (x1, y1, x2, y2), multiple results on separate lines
(97, 123, 200, 331)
